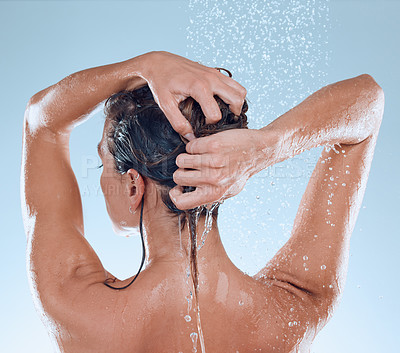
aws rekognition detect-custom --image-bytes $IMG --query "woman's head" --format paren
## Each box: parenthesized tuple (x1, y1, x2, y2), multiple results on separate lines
(99, 72, 248, 235)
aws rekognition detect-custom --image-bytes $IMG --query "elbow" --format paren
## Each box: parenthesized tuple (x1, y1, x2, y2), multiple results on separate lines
(358, 74, 385, 133)
(359, 73, 385, 109)
(23, 99, 36, 133)
(24, 90, 51, 134)
(25, 86, 52, 124)
(24, 98, 44, 135)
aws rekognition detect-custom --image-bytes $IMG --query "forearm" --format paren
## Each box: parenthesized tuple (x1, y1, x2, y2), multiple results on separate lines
(257, 74, 384, 167)
(25, 54, 148, 134)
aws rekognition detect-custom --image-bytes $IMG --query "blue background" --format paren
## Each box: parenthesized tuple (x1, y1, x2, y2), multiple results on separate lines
(0, 0, 398, 352)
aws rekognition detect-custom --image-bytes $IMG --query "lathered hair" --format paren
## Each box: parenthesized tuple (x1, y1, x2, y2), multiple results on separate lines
(103, 70, 248, 290)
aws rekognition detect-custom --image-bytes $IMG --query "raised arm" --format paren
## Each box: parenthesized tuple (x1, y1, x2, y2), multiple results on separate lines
(253, 73, 384, 315)
(21, 54, 147, 317)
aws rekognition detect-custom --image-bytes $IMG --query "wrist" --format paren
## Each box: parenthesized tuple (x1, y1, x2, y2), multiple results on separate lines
(249, 127, 282, 177)
(121, 53, 154, 91)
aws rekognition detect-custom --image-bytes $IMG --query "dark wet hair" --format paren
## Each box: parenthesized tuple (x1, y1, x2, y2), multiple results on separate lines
(102, 68, 248, 290)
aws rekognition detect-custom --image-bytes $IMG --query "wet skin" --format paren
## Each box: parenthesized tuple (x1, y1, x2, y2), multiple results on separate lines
(21, 51, 384, 352)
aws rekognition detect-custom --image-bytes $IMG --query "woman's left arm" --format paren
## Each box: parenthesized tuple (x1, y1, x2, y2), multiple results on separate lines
(21, 54, 149, 315)
(21, 51, 247, 316)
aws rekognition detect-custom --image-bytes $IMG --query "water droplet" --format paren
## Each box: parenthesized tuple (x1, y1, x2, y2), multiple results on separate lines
(314, 234, 318, 238)
(190, 332, 198, 352)
(184, 315, 192, 322)
(303, 255, 308, 261)
(329, 284, 333, 289)
(329, 176, 334, 181)
(288, 321, 293, 327)
(321, 265, 326, 270)
(329, 167, 333, 170)
(345, 170, 350, 174)
(342, 183, 346, 186)
(239, 300, 244, 306)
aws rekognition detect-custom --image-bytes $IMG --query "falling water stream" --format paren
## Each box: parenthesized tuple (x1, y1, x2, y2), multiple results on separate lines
(179, 203, 220, 353)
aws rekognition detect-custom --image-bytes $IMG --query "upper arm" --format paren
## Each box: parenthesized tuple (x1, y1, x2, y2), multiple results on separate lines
(254, 85, 384, 316)
(21, 104, 108, 313)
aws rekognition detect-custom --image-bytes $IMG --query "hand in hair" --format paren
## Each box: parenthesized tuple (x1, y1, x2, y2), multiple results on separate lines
(169, 128, 274, 210)
(132, 51, 247, 141)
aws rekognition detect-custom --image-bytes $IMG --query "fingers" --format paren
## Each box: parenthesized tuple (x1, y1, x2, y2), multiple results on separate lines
(189, 82, 222, 124)
(155, 66, 247, 138)
(212, 82, 246, 117)
(158, 94, 195, 140)
(169, 185, 221, 210)
(185, 137, 220, 155)
(172, 169, 210, 186)
(221, 75, 247, 98)
(209, 68, 247, 115)
(190, 74, 246, 122)
(176, 153, 225, 169)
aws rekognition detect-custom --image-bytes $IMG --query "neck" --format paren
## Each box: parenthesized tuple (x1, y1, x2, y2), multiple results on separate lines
(142, 206, 229, 268)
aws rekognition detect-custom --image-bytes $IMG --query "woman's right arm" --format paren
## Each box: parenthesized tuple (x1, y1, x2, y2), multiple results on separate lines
(252, 74, 384, 314)
(172, 73, 384, 318)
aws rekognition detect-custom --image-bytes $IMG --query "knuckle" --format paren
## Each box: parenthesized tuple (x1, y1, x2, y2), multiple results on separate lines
(158, 94, 172, 109)
(210, 171, 223, 185)
(171, 195, 183, 209)
(173, 198, 183, 209)
(205, 71, 220, 86)
(173, 120, 188, 133)
(211, 155, 224, 168)
(192, 79, 208, 92)
(209, 109, 221, 122)
(229, 95, 243, 109)
(185, 142, 193, 154)
(209, 140, 221, 150)
(233, 96, 243, 107)
(173, 171, 181, 184)
(214, 186, 226, 199)
(202, 70, 214, 80)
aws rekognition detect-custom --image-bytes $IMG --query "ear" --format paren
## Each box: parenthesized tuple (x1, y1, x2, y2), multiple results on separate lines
(126, 168, 144, 208)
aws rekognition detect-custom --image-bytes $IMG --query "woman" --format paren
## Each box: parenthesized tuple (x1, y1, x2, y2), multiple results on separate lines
(21, 51, 384, 352)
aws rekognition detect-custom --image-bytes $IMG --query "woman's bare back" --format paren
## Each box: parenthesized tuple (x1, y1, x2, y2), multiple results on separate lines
(49, 260, 318, 353)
